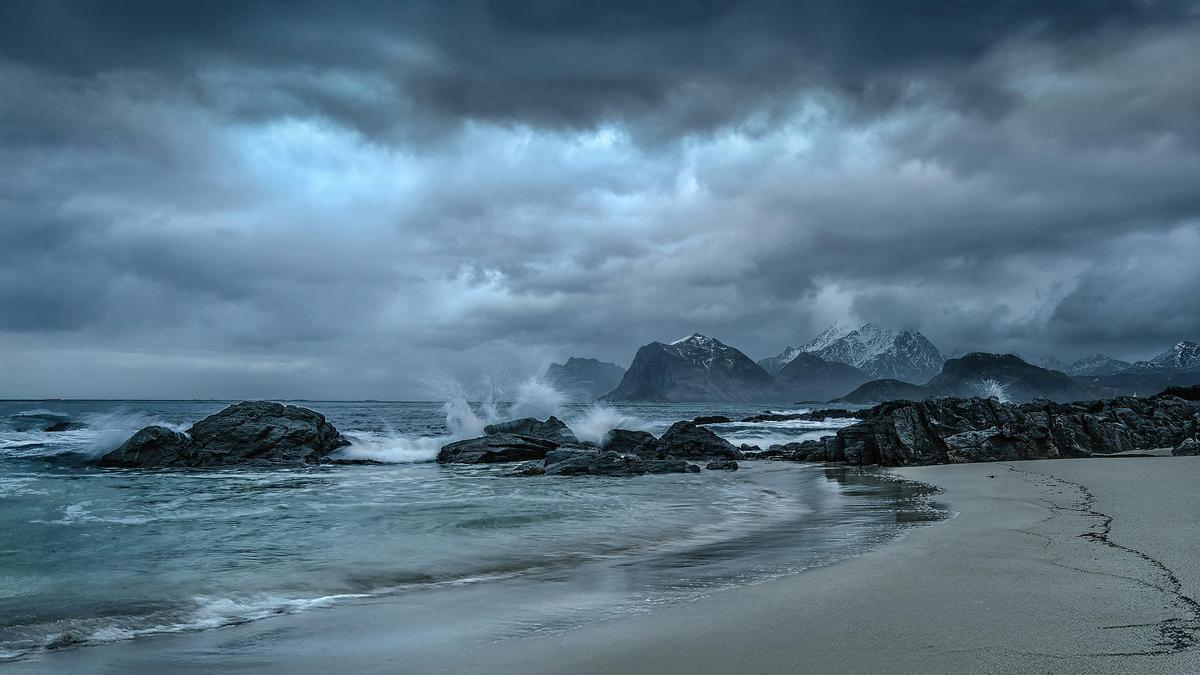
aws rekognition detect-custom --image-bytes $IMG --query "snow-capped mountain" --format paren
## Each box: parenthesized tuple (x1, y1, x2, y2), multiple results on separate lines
(759, 322, 944, 383)
(757, 322, 852, 375)
(1066, 354, 1132, 377)
(604, 334, 776, 402)
(1123, 341, 1200, 373)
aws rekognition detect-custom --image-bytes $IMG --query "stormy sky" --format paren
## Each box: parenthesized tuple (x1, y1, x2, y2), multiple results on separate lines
(1, 1, 1198, 399)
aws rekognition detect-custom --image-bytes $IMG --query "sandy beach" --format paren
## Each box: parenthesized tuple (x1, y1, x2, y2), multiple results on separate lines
(13, 456, 1200, 674)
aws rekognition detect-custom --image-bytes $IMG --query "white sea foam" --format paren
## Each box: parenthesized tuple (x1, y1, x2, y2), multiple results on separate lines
(338, 430, 449, 463)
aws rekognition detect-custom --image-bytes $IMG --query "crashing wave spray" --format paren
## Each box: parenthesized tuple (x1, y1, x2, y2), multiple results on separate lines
(565, 403, 651, 446)
(336, 374, 571, 464)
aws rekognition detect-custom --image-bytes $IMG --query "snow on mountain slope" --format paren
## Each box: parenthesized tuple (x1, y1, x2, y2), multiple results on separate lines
(761, 322, 945, 383)
(1066, 354, 1131, 377)
(757, 321, 852, 375)
(1124, 341, 1200, 373)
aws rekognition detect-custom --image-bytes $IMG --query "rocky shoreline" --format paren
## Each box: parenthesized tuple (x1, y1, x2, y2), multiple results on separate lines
(95, 385, 1200, 472)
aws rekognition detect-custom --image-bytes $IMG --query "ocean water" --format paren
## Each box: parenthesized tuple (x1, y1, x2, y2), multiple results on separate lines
(0, 398, 942, 663)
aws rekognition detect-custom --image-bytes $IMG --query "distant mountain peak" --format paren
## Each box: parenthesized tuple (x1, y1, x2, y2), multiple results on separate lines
(605, 334, 774, 403)
(760, 321, 943, 383)
(1066, 354, 1131, 377)
(545, 357, 626, 401)
(1124, 340, 1200, 374)
(669, 333, 717, 348)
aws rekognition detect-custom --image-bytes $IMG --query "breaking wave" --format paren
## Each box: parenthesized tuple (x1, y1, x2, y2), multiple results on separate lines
(337, 374, 573, 464)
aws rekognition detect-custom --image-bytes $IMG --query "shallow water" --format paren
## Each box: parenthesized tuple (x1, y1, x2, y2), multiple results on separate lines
(0, 399, 939, 662)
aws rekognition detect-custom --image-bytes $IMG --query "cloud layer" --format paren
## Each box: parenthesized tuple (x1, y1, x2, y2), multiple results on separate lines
(2, 1, 1198, 398)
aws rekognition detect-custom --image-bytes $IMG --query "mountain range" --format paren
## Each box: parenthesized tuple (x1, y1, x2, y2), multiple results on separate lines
(571, 328, 1200, 405)
(758, 322, 944, 383)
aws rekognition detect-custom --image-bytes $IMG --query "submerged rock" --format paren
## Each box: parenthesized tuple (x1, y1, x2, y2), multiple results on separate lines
(705, 459, 739, 471)
(99, 401, 348, 468)
(483, 416, 578, 445)
(692, 415, 731, 425)
(541, 450, 700, 476)
(44, 421, 85, 432)
(437, 433, 558, 464)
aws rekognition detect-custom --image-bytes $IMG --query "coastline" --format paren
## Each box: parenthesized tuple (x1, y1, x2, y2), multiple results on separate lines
(13, 457, 1200, 674)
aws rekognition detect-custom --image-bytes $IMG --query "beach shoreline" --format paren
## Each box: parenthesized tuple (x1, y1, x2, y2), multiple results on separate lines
(12, 456, 1200, 674)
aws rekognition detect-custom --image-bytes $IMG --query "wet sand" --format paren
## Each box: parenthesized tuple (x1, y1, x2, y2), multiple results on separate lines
(13, 457, 1200, 674)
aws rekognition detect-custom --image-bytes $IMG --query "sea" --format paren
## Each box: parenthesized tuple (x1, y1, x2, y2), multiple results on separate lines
(0, 394, 944, 664)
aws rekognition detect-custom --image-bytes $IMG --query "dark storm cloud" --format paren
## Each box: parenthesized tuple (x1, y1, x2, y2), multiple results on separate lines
(1, 1, 1198, 397)
(2, 1, 1192, 141)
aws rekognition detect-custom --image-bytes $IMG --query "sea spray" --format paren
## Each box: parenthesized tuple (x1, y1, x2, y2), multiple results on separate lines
(566, 404, 652, 445)
(338, 373, 572, 463)
(507, 377, 568, 421)
(0, 409, 189, 460)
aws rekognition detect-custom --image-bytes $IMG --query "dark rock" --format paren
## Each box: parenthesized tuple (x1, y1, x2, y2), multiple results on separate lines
(656, 421, 742, 460)
(437, 433, 559, 464)
(100, 426, 191, 467)
(833, 394, 1200, 466)
(1157, 384, 1200, 402)
(738, 443, 761, 455)
(706, 459, 739, 471)
(483, 416, 578, 445)
(693, 415, 732, 425)
(754, 445, 792, 459)
(99, 402, 348, 468)
(741, 409, 865, 423)
(506, 462, 548, 476)
(1174, 438, 1200, 456)
(541, 450, 700, 476)
(46, 632, 85, 650)
(600, 429, 659, 456)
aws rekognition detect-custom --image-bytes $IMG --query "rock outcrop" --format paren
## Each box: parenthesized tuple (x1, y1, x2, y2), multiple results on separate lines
(436, 433, 559, 464)
(600, 429, 659, 455)
(483, 416, 579, 445)
(99, 401, 349, 468)
(821, 390, 1200, 466)
(653, 421, 743, 460)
